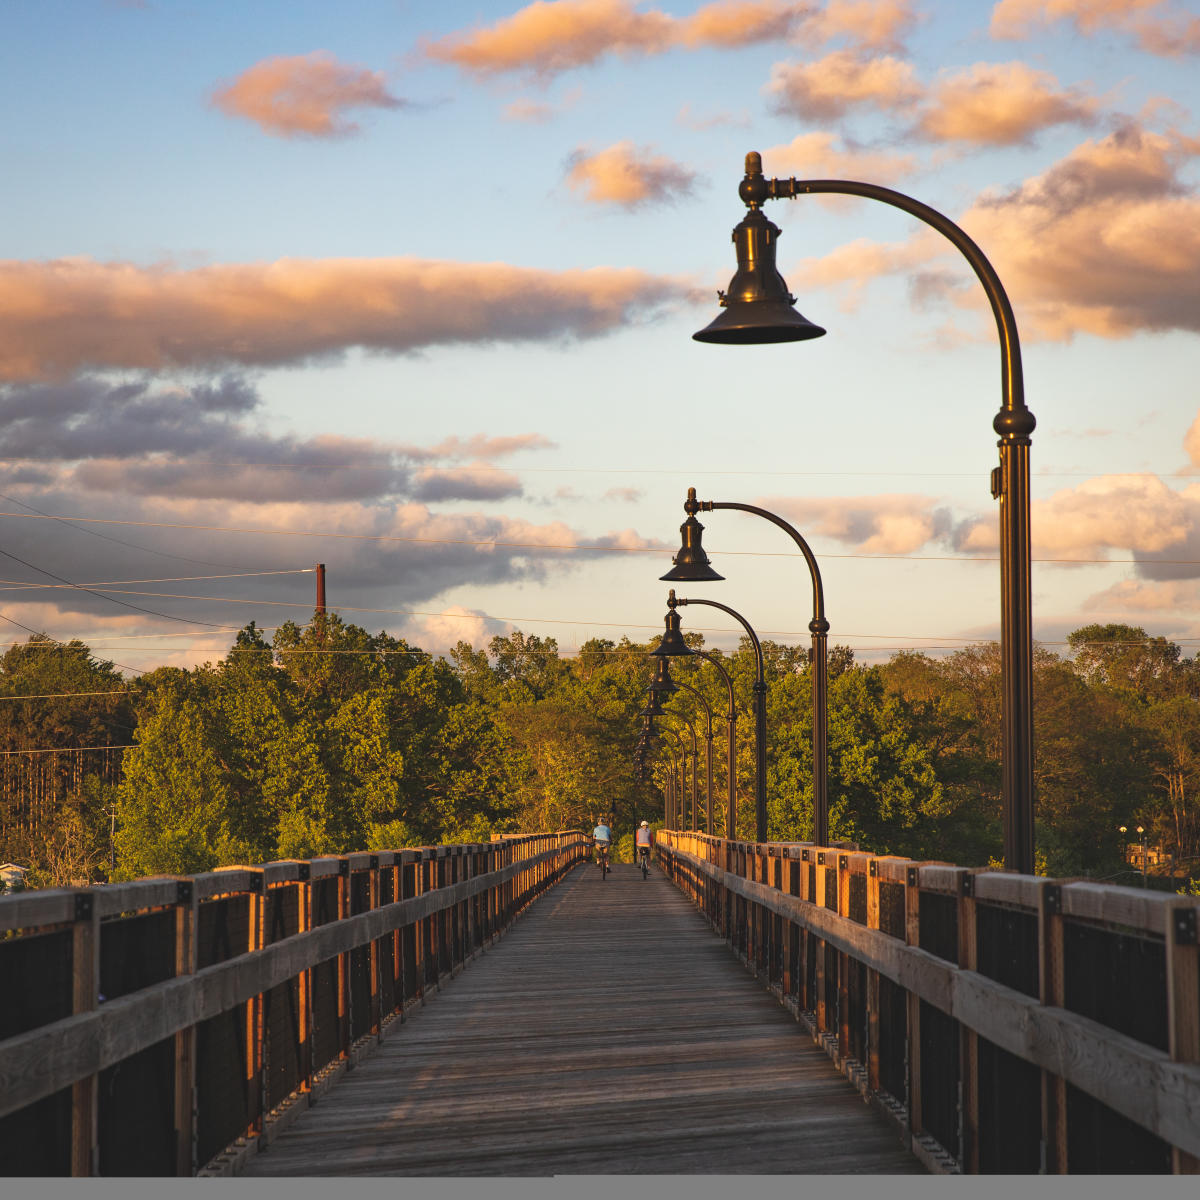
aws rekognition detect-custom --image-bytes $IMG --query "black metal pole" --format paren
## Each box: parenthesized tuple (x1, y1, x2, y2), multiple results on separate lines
(697, 650, 738, 841)
(673, 677, 715, 835)
(677, 597, 766, 842)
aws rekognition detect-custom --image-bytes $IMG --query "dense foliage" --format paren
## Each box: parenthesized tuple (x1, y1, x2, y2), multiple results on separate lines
(1, 617, 1197, 888)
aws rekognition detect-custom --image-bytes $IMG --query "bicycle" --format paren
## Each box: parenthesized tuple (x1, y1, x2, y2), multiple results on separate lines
(596, 842, 610, 879)
(637, 846, 650, 879)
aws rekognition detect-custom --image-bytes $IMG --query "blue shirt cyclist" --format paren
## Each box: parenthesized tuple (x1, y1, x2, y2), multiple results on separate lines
(592, 822, 611, 845)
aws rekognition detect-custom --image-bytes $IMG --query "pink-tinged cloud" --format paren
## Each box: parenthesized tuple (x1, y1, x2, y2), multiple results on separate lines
(411, 463, 523, 503)
(917, 62, 1096, 146)
(1027, 475, 1194, 558)
(766, 50, 922, 119)
(423, 0, 809, 80)
(1084, 578, 1200, 614)
(565, 142, 698, 208)
(990, 0, 1200, 57)
(762, 132, 916, 185)
(959, 125, 1200, 339)
(680, 0, 809, 47)
(408, 606, 514, 654)
(602, 485, 643, 502)
(211, 52, 403, 138)
(788, 233, 939, 311)
(423, 0, 675, 78)
(788, 125, 1200, 340)
(504, 98, 556, 122)
(757, 494, 956, 555)
(0, 256, 690, 381)
(799, 0, 919, 51)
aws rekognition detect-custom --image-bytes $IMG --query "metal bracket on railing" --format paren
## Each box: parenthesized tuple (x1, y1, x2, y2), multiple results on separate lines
(906, 867, 918, 889)
(74, 892, 94, 922)
(838, 854, 848, 871)
(1043, 884, 1062, 916)
(868, 860, 878, 878)
(177, 881, 193, 905)
(297, 862, 311, 881)
(338, 859, 350, 878)
(817, 852, 825, 866)
(1174, 907, 1197, 945)
(960, 874, 975, 898)
(369, 855, 379, 871)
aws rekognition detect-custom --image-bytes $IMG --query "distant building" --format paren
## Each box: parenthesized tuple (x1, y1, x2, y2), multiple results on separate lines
(0, 862, 29, 891)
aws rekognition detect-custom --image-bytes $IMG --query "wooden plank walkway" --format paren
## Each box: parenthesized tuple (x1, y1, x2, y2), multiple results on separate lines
(243, 861, 925, 1176)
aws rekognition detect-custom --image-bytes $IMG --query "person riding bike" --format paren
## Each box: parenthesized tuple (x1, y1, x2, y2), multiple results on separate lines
(592, 819, 612, 870)
(635, 821, 652, 872)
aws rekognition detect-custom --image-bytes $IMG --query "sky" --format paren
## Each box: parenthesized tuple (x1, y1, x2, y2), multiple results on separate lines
(1, 0, 1199, 675)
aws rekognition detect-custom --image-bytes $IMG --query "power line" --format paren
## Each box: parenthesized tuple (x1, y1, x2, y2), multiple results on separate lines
(0, 510, 1181, 566)
(0, 459, 1167, 480)
(0, 545, 233, 632)
(0, 568, 315, 592)
(0, 490, 238, 569)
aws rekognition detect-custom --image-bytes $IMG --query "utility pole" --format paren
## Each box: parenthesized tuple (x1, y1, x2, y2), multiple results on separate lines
(315, 563, 326, 616)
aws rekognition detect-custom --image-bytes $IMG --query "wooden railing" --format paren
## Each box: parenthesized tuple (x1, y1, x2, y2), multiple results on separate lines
(656, 830, 1200, 1176)
(0, 832, 588, 1177)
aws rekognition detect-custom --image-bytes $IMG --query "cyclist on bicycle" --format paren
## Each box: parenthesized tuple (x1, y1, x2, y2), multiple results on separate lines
(592, 819, 612, 869)
(635, 821, 652, 872)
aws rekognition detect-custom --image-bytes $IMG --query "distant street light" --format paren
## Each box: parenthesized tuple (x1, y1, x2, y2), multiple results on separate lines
(663, 487, 829, 845)
(652, 655, 716, 834)
(652, 606, 740, 839)
(667, 588, 767, 842)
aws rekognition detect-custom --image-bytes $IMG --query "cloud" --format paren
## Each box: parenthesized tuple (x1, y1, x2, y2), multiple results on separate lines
(411, 464, 523, 502)
(756, 493, 958, 554)
(406, 605, 514, 654)
(0, 256, 691, 381)
(766, 50, 922, 120)
(675, 102, 751, 130)
(798, 0, 919, 51)
(504, 98, 556, 122)
(0, 377, 550, 505)
(917, 62, 1097, 146)
(423, 0, 811, 80)
(1083, 578, 1200, 615)
(211, 52, 405, 138)
(959, 124, 1200, 339)
(680, 0, 810, 46)
(990, 0, 1200, 57)
(762, 131, 917, 186)
(602, 486, 643, 502)
(423, 0, 676, 78)
(564, 142, 698, 208)
(787, 124, 1200, 341)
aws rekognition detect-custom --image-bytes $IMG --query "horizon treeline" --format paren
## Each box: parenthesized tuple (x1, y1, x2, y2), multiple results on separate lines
(1, 616, 1198, 890)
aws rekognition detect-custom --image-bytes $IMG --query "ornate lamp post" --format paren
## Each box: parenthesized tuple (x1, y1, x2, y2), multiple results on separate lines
(693, 151, 1036, 875)
(664, 487, 829, 846)
(666, 588, 767, 842)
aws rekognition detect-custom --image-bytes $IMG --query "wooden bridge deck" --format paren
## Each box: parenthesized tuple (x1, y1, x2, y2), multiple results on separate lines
(242, 862, 925, 1177)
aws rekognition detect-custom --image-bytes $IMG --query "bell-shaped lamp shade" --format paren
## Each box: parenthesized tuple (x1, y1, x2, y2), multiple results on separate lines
(661, 514, 724, 583)
(647, 657, 678, 696)
(640, 691, 666, 719)
(693, 208, 826, 345)
(651, 605, 693, 658)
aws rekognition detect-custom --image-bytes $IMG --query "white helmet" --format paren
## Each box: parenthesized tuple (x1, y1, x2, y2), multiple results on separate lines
(641, 820, 649, 827)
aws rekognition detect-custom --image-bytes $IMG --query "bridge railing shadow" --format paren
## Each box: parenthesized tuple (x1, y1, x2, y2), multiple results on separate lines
(0, 831, 588, 1177)
(656, 829, 1200, 1177)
